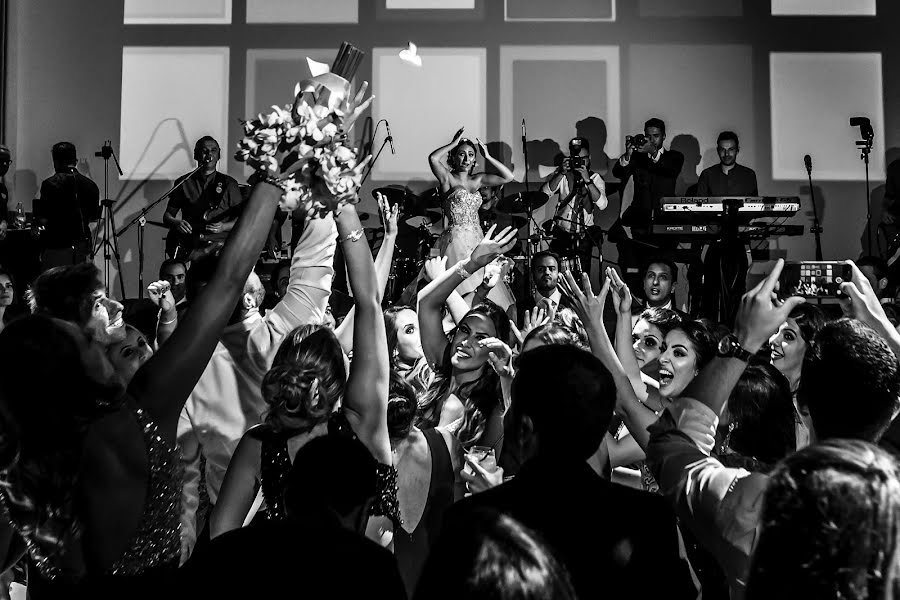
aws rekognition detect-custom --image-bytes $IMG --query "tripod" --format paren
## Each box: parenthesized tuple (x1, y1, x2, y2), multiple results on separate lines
(92, 141, 126, 299)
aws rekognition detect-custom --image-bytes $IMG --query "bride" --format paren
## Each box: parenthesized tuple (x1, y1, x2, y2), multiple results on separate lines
(427, 128, 516, 306)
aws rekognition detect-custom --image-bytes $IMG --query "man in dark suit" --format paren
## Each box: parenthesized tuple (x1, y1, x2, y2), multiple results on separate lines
(184, 435, 407, 599)
(426, 346, 698, 600)
(508, 250, 575, 327)
(613, 117, 685, 293)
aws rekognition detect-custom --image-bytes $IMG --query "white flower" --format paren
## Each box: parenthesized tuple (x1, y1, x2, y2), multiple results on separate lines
(333, 146, 355, 163)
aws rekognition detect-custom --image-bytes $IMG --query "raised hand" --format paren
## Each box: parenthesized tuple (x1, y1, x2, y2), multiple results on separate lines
(606, 267, 633, 316)
(424, 256, 448, 283)
(376, 191, 400, 237)
(839, 260, 894, 336)
(734, 258, 805, 353)
(521, 306, 549, 340)
(341, 81, 374, 132)
(147, 280, 176, 314)
(561, 270, 609, 328)
(479, 337, 514, 379)
(453, 127, 465, 142)
(476, 138, 489, 158)
(470, 225, 517, 269)
(482, 259, 504, 289)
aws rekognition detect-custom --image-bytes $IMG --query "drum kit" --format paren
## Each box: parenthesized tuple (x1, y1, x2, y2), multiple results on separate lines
(374, 185, 590, 303)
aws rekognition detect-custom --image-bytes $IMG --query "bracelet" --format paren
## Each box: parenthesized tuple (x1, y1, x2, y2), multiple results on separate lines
(342, 228, 364, 243)
(259, 173, 284, 188)
(455, 262, 473, 281)
(159, 314, 177, 326)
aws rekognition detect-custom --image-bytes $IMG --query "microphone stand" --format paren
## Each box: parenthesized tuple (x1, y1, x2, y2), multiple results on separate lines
(117, 165, 202, 298)
(858, 135, 874, 256)
(361, 120, 391, 185)
(806, 163, 824, 261)
(521, 118, 534, 295)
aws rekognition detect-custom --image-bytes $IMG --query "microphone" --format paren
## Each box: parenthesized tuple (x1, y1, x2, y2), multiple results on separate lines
(804, 154, 812, 174)
(521, 119, 527, 145)
(385, 120, 395, 155)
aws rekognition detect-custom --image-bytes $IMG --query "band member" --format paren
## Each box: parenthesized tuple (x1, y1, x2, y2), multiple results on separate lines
(693, 131, 758, 321)
(163, 136, 243, 261)
(696, 131, 758, 197)
(541, 137, 608, 278)
(612, 118, 684, 292)
(33, 142, 101, 269)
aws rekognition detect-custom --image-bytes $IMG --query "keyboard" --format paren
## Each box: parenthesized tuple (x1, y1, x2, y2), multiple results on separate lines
(652, 222, 805, 238)
(660, 196, 800, 217)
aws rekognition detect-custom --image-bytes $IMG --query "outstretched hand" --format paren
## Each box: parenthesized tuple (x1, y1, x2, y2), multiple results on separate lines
(840, 260, 895, 337)
(560, 270, 609, 328)
(341, 81, 374, 132)
(424, 256, 448, 283)
(734, 258, 804, 353)
(521, 306, 549, 340)
(452, 127, 465, 142)
(376, 191, 400, 237)
(476, 138, 489, 158)
(606, 267, 633, 316)
(147, 280, 176, 314)
(470, 225, 517, 269)
(479, 337, 514, 379)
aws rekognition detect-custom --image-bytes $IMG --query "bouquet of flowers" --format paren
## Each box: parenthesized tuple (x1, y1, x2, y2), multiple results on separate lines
(235, 43, 373, 217)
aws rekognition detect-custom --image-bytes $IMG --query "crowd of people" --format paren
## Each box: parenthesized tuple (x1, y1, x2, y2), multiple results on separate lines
(0, 124, 899, 600)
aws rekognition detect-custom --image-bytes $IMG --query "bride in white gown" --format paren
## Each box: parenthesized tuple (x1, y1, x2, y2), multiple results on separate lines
(426, 128, 516, 306)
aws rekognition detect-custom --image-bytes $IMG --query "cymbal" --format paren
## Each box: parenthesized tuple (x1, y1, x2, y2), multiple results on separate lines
(372, 186, 416, 205)
(405, 210, 442, 228)
(497, 191, 549, 214)
(418, 187, 443, 209)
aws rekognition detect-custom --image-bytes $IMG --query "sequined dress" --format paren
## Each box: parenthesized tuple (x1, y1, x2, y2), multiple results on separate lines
(436, 187, 514, 307)
(10, 408, 182, 598)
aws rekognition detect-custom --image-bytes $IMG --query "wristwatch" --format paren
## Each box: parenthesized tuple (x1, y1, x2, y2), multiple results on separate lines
(717, 334, 753, 362)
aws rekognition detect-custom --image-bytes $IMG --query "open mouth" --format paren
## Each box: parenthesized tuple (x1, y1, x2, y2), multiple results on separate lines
(771, 349, 784, 361)
(658, 368, 674, 386)
(454, 346, 472, 360)
(108, 316, 124, 330)
(649, 287, 661, 297)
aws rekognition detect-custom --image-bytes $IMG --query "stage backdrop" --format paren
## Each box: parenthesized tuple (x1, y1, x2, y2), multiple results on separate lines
(3, 0, 899, 298)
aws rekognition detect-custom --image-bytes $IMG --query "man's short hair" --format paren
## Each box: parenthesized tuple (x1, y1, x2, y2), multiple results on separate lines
(716, 131, 739, 147)
(644, 118, 666, 136)
(643, 257, 678, 283)
(531, 250, 561, 271)
(28, 263, 102, 326)
(193, 135, 220, 160)
(510, 345, 616, 460)
(159, 258, 187, 279)
(51, 142, 77, 166)
(800, 318, 900, 443)
(284, 435, 377, 518)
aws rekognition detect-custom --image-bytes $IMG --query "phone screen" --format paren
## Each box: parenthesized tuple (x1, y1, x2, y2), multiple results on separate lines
(779, 261, 851, 299)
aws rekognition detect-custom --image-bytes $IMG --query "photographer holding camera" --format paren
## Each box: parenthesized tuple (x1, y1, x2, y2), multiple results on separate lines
(612, 118, 684, 291)
(540, 137, 607, 278)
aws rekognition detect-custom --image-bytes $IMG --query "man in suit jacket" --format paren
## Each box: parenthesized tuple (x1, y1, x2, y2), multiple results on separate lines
(613, 117, 685, 293)
(508, 250, 575, 327)
(425, 346, 698, 600)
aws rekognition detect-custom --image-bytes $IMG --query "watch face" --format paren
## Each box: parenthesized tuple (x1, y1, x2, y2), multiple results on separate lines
(718, 335, 734, 355)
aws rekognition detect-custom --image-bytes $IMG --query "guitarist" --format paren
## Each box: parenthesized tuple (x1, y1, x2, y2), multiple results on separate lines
(164, 136, 243, 261)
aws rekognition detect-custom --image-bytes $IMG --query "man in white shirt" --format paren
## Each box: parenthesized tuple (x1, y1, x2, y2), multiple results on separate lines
(510, 250, 574, 326)
(541, 137, 608, 279)
(177, 213, 337, 561)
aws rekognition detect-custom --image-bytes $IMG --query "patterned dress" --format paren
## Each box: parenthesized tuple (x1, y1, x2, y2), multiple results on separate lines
(436, 187, 514, 307)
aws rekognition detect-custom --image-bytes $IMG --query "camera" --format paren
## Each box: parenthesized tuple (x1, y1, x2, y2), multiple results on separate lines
(564, 156, 586, 172)
(628, 134, 647, 149)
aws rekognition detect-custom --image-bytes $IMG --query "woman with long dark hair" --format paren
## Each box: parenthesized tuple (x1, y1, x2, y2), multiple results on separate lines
(0, 268, 20, 333)
(416, 226, 517, 453)
(384, 305, 433, 399)
(211, 204, 394, 539)
(0, 180, 282, 597)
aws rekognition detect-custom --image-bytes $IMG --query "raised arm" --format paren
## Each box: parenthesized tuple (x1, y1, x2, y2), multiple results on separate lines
(683, 259, 803, 417)
(146, 280, 177, 348)
(130, 182, 281, 441)
(418, 226, 518, 367)
(607, 267, 648, 400)
(475, 138, 515, 187)
(429, 127, 465, 186)
(335, 194, 398, 353)
(561, 271, 658, 450)
(337, 204, 391, 464)
(418, 256, 471, 326)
